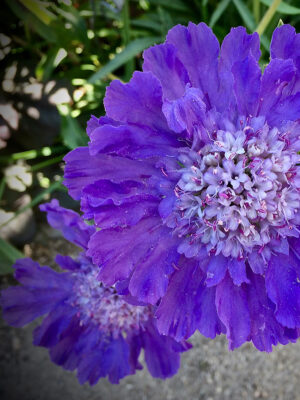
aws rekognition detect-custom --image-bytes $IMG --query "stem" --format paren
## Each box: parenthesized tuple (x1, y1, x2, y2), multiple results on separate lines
(253, 0, 260, 24)
(0, 177, 6, 202)
(0, 145, 66, 163)
(122, 0, 134, 80)
(256, 0, 282, 37)
(30, 155, 64, 172)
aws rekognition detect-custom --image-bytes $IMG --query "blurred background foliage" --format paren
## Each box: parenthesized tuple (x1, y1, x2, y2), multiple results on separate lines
(0, 0, 300, 273)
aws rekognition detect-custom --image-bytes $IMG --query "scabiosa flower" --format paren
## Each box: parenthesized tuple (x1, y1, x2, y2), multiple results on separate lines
(1, 200, 191, 384)
(63, 23, 300, 351)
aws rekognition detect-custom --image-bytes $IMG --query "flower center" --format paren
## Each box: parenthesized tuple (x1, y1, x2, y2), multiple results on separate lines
(174, 125, 300, 259)
(69, 266, 150, 337)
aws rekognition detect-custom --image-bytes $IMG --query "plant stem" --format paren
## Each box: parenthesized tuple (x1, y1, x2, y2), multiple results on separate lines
(0, 177, 6, 202)
(253, 0, 260, 24)
(0, 145, 66, 163)
(30, 155, 64, 172)
(122, 0, 134, 80)
(256, 0, 282, 37)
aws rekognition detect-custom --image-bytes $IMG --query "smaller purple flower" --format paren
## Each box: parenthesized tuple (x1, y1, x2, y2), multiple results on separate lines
(1, 199, 190, 384)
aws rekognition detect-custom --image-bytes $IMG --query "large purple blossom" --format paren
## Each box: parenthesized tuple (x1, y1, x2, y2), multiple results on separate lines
(63, 23, 300, 351)
(1, 200, 190, 384)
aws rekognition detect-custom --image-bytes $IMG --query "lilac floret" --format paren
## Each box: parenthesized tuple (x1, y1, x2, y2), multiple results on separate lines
(1, 202, 190, 384)
(63, 23, 300, 351)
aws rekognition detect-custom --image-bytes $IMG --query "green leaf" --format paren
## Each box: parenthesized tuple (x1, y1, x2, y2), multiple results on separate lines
(233, 0, 256, 30)
(88, 36, 161, 84)
(20, 0, 56, 25)
(209, 0, 231, 28)
(0, 237, 24, 275)
(131, 18, 162, 33)
(58, 105, 87, 149)
(36, 47, 67, 81)
(148, 0, 190, 12)
(260, 0, 300, 15)
(7, 0, 57, 42)
(51, 3, 88, 46)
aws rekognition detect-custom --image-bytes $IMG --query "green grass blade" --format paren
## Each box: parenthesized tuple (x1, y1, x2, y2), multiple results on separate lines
(0, 237, 24, 275)
(20, 0, 56, 25)
(88, 36, 161, 84)
(209, 0, 231, 28)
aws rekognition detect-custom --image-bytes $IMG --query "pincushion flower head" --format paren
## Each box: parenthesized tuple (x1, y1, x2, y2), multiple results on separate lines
(1, 200, 190, 384)
(64, 23, 300, 351)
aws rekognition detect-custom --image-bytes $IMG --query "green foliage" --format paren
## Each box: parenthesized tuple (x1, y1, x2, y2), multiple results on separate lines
(1, 0, 300, 272)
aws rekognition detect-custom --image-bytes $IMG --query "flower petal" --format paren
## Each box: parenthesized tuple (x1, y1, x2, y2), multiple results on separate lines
(228, 259, 249, 286)
(265, 252, 300, 329)
(64, 147, 159, 200)
(1, 259, 72, 327)
(128, 232, 179, 304)
(40, 199, 95, 249)
(232, 54, 261, 116)
(142, 320, 182, 379)
(259, 58, 296, 118)
(104, 71, 170, 133)
(166, 22, 219, 105)
(162, 86, 206, 135)
(218, 27, 260, 112)
(87, 217, 163, 285)
(215, 272, 250, 349)
(143, 43, 190, 100)
(156, 258, 224, 341)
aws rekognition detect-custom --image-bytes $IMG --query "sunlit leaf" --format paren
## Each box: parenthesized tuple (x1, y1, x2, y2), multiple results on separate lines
(260, 0, 300, 15)
(58, 105, 87, 149)
(20, 0, 56, 25)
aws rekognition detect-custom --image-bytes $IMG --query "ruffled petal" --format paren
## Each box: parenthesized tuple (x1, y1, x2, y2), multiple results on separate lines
(64, 147, 159, 200)
(266, 92, 300, 127)
(246, 269, 292, 352)
(232, 54, 261, 116)
(228, 259, 249, 286)
(205, 254, 228, 287)
(143, 43, 190, 100)
(77, 333, 131, 385)
(247, 251, 266, 275)
(218, 27, 260, 112)
(265, 252, 300, 329)
(87, 217, 163, 286)
(162, 86, 206, 135)
(40, 199, 95, 249)
(1, 258, 72, 327)
(166, 22, 219, 105)
(89, 123, 179, 159)
(104, 71, 170, 133)
(156, 258, 224, 341)
(259, 58, 296, 118)
(215, 272, 250, 349)
(142, 320, 182, 379)
(128, 232, 179, 304)
(270, 24, 300, 65)
(33, 303, 76, 347)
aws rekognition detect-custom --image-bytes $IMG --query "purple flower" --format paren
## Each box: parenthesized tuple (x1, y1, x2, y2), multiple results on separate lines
(1, 200, 191, 384)
(63, 23, 300, 351)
